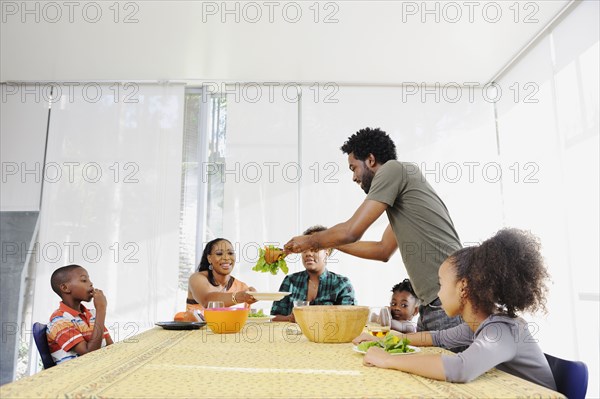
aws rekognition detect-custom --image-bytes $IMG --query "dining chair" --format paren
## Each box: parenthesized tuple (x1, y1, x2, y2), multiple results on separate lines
(32, 322, 56, 369)
(544, 353, 588, 399)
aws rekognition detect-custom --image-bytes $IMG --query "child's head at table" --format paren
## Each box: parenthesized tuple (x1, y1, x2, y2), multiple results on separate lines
(50, 264, 94, 302)
(301, 225, 332, 273)
(389, 279, 420, 322)
(439, 228, 549, 319)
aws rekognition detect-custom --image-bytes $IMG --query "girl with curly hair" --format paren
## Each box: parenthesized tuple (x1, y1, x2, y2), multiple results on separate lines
(354, 228, 557, 390)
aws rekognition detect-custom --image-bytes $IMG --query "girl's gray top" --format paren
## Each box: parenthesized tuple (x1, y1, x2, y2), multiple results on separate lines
(429, 314, 557, 390)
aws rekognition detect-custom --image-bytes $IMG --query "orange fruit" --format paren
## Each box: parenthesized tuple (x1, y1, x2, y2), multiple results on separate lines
(174, 311, 197, 322)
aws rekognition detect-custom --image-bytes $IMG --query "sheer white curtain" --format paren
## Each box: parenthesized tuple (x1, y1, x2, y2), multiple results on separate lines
(496, 1, 599, 396)
(31, 83, 185, 342)
(0, 83, 49, 211)
(223, 90, 299, 294)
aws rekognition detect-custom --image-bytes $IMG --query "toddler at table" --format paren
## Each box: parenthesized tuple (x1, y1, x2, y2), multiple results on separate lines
(47, 264, 113, 365)
(389, 279, 420, 333)
(354, 228, 557, 391)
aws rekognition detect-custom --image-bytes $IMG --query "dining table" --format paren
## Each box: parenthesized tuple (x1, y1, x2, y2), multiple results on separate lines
(0, 321, 565, 398)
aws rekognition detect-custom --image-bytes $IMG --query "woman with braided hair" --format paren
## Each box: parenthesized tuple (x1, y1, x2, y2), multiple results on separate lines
(354, 228, 557, 390)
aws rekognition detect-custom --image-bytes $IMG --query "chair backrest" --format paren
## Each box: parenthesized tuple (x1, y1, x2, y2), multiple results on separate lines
(544, 353, 588, 399)
(32, 322, 56, 369)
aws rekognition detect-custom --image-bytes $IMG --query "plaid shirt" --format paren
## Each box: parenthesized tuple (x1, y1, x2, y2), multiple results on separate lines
(270, 269, 356, 316)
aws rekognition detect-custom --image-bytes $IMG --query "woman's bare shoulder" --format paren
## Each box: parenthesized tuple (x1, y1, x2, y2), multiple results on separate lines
(189, 271, 209, 282)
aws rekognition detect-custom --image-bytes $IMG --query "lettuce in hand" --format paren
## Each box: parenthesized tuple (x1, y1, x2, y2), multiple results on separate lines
(252, 246, 289, 275)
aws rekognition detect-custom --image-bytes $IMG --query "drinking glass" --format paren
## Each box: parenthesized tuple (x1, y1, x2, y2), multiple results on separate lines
(293, 300, 309, 308)
(192, 309, 204, 321)
(366, 307, 392, 338)
(207, 301, 224, 309)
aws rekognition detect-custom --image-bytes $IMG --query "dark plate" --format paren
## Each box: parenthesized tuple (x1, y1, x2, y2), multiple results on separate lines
(155, 321, 206, 330)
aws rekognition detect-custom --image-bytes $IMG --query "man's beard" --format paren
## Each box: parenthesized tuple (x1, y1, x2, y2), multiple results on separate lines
(361, 169, 375, 194)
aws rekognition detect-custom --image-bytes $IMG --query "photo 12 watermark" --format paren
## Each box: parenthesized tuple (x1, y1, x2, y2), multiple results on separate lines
(1, 82, 140, 104)
(195, 321, 310, 344)
(1, 241, 140, 264)
(201, 161, 340, 184)
(398, 81, 540, 104)
(201, 82, 339, 104)
(1, 322, 139, 345)
(414, 161, 540, 184)
(195, 240, 344, 266)
(1, 161, 140, 184)
(400, 1, 540, 24)
(1, 1, 140, 23)
(200, 1, 340, 24)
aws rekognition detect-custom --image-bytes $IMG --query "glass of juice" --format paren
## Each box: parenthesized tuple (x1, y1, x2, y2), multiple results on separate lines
(366, 307, 392, 338)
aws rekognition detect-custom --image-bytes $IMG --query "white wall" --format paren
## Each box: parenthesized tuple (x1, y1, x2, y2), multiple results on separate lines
(496, 1, 599, 396)
(0, 1, 568, 84)
(224, 87, 299, 292)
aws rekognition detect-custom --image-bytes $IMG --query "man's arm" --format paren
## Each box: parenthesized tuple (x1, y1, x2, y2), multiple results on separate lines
(284, 200, 388, 253)
(336, 224, 398, 262)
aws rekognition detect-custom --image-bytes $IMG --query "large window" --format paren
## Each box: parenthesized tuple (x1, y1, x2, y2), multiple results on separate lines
(178, 90, 227, 295)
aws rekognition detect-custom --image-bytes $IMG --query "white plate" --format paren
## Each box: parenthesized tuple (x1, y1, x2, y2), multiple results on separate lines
(246, 315, 276, 323)
(352, 345, 420, 355)
(248, 292, 291, 301)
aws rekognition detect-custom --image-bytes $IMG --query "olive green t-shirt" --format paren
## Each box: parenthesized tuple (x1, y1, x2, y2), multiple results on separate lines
(366, 161, 461, 304)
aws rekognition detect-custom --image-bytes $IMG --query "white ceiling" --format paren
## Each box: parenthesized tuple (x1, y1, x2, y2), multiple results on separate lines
(1, 0, 571, 84)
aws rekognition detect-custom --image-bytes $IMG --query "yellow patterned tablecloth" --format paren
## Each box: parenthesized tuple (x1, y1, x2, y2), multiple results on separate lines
(1, 323, 564, 398)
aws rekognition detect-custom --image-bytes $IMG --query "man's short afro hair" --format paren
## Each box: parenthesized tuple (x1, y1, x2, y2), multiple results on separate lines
(340, 127, 397, 164)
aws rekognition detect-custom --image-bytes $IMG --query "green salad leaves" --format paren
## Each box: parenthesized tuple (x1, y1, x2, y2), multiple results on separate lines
(357, 333, 415, 354)
(248, 309, 267, 318)
(252, 245, 289, 275)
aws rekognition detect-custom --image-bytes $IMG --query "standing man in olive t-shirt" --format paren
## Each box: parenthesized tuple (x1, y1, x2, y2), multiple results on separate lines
(284, 127, 463, 332)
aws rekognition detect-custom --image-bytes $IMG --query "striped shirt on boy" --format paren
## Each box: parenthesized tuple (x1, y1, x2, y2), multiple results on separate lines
(47, 302, 111, 365)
